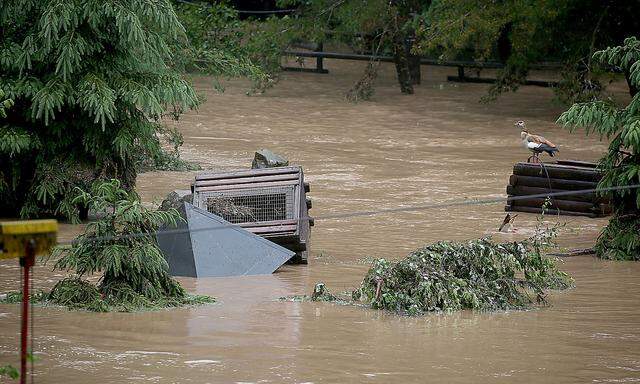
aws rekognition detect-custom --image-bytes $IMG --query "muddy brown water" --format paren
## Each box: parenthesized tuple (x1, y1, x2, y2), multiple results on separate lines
(1, 61, 639, 383)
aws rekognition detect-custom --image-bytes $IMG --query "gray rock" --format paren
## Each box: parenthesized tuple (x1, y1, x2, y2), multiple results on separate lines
(251, 149, 289, 169)
(159, 190, 193, 219)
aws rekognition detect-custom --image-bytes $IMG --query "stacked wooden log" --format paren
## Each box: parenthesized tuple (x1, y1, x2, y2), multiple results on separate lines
(505, 160, 611, 218)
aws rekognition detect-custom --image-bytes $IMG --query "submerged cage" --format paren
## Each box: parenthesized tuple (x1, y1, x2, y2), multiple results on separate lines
(201, 186, 295, 223)
(193, 166, 312, 263)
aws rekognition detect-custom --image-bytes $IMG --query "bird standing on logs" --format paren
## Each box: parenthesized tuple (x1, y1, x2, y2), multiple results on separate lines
(516, 121, 559, 163)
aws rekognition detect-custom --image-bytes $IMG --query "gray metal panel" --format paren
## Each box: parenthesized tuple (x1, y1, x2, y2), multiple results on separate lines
(156, 204, 197, 277)
(185, 203, 294, 277)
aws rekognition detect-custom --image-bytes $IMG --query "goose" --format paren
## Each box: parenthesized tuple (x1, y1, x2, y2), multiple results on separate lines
(515, 121, 559, 162)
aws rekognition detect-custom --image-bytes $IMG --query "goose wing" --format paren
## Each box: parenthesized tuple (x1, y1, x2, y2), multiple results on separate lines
(527, 133, 556, 148)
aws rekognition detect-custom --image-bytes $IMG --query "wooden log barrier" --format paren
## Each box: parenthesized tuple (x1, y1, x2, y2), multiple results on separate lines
(513, 162, 601, 182)
(510, 196, 597, 213)
(506, 185, 603, 203)
(505, 160, 611, 218)
(555, 160, 598, 168)
(505, 205, 599, 218)
(509, 174, 598, 191)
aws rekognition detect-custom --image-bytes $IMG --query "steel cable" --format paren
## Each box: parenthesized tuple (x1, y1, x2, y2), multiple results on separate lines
(54, 183, 640, 246)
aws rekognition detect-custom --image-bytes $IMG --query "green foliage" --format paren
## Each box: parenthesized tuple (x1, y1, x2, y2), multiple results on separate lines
(415, 0, 639, 102)
(274, 1, 636, 99)
(557, 37, 640, 260)
(352, 227, 572, 315)
(0, 88, 13, 119)
(17, 160, 93, 222)
(279, 0, 427, 94)
(48, 179, 214, 311)
(172, 1, 277, 93)
(47, 278, 109, 312)
(345, 62, 379, 102)
(134, 125, 201, 172)
(279, 0, 395, 43)
(0, 0, 258, 220)
(279, 282, 344, 303)
(595, 216, 640, 261)
(1, 290, 48, 304)
(0, 364, 19, 380)
(309, 282, 338, 301)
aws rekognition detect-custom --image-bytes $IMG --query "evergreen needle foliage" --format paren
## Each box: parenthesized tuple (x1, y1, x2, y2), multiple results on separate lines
(0, 0, 253, 221)
(352, 226, 572, 315)
(0, 89, 13, 119)
(48, 179, 214, 312)
(134, 125, 201, 173)
(557, 36, 640, 261)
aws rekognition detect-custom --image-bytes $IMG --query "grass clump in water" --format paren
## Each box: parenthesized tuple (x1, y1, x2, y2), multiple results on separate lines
(280, 283, 344, 303)
(352, 224, 573, 315)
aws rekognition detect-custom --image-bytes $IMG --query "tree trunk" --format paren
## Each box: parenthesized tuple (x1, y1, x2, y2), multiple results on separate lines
(406, 30, 421, 85)
(119, 155, 137, 192)
(408, 54, 421, 85)
(393, 34, 414, 94)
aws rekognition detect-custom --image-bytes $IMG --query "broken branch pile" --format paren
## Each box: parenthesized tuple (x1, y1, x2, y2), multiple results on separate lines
(352, 230, 572, 315)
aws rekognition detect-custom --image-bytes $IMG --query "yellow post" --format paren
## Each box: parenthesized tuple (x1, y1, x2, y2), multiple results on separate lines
(0, 219, 58, 384)
(0, 219, 58, 259)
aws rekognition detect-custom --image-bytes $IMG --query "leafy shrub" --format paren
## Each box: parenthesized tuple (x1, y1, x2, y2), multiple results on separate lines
(172, 1, 277, 93)
(594, 215, 640, 261)
(352, 228, 572, 315)
(558, 36, 640, 260)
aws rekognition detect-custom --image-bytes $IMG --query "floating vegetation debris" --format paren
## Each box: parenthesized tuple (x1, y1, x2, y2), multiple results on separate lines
(280, 283, 349, 304)
(206, 196, 257, 222)
(352, 227, 573, 315)
(0, 290, 47, 304)
(284, 223, 573, 316)
(0, 364, 19, 380)
(310, 283, 337, 301)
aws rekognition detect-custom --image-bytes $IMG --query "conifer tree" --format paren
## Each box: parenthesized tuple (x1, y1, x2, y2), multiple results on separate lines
(0, 0, 213, 220)
(49, 179, 213, 311)
(0, 89, 12, 118)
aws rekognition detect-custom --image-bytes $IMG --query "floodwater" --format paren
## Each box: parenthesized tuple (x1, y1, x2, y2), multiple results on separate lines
(2, 61, 639, 383)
